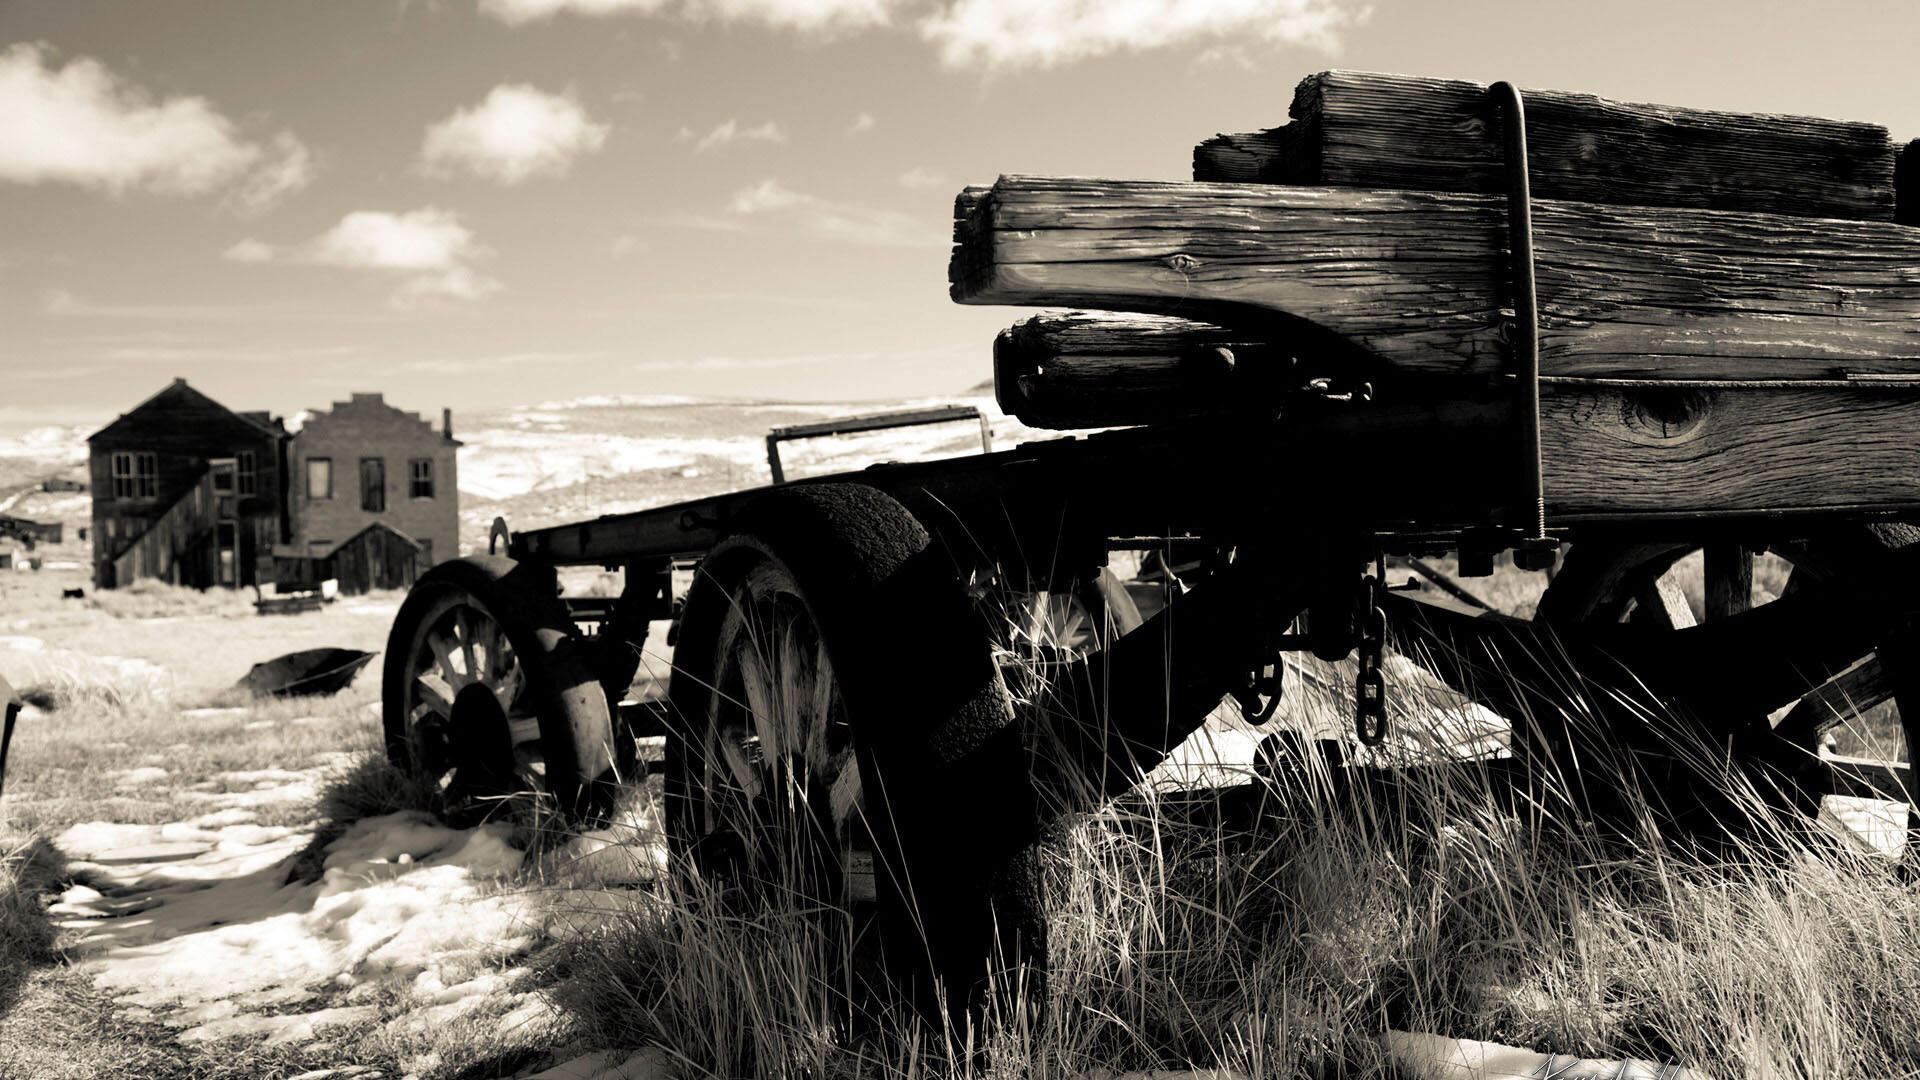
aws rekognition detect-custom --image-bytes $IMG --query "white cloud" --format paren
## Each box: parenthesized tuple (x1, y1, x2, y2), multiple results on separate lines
(727, 179, 941, 248)
(482, 0, 901, 31)
(223, 238, 275, 264)
(0, 42, 311, 205)
(478, 0, 1358, 65)
(229, 132, 315, 213)
(236, 209, 500, 306)
(728, 178, 812, 214)
(920, 0, 1357, 70)
(685, 119, 787, 153)
(897, 166, 948, 190)
(847, 112, 876, 135)
(309, 210, 477, 271)
(419, 84, 609, 184)
(479, 0, 668, 26)
(679, 0, 897, 31)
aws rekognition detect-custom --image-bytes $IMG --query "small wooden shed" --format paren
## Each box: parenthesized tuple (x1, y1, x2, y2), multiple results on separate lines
(274, 521, 425, 595)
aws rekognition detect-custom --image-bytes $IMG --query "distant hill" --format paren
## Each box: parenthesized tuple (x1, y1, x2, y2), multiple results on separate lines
(0, 425, 94, 565)
(454, 394, 1048, 554)
(0, 399, 1058, 564)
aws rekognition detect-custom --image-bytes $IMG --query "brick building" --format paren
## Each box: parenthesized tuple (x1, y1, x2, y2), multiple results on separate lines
(283, 393, 462, 580)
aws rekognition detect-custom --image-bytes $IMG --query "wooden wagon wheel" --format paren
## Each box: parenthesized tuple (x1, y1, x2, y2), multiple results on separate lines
(664, 484, 1046, 1030)
(1535, 524, 1920, 855)
(382, 557, 624, 825)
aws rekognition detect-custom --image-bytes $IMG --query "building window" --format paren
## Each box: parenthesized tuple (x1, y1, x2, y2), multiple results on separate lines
(210, 459, 235, 494)
(361, 457, 385, 513)
(110, 451, 157, 500)
(237, 451, 257, 497)
(307, 457, 333, 500)
(409, 458, 434, 499)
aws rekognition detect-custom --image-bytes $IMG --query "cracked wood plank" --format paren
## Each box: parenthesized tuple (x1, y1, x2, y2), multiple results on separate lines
(951, 175, 1920, 383)
(1193, 70, 1895, 222)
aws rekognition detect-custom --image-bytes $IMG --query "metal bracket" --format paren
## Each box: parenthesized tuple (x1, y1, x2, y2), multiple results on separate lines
(1489, 81, 1556, 572)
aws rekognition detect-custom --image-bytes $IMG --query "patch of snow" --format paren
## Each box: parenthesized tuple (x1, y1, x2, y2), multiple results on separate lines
(527, 393, 706, 411)
(181, 707, 248, 720)
(0, 634, 45, 651)
(0, 424, 89, 461)
(180, 1003, 379, 1046)
(528, 1047, 671, 1080)
(110, 765, 171, 787)
(185, 807, 259, 828)
(1384, 1031, 1697, 1080)
(181, 777, 319, 810)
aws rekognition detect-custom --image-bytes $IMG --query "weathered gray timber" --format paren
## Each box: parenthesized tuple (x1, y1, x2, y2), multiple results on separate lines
(1900, 139, 1920, 225)
(1541, 385, 1920, 514)
(1193, 70, 1896, 222)
(951, 176, 1920, 382)
(994, 312, 1274, 428)
(993, 310, 1920, 515)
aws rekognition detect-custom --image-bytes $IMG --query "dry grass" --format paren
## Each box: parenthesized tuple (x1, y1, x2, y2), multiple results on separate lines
(8, 558, 1920, 1078)
(539, 571, 1920, 1080)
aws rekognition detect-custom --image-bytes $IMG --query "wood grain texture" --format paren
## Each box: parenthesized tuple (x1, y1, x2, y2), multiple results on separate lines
(1193, 70, 1896, 222)
(952, 175, 1920, 382)
(1542, 385, 1920, 514)
(985, 311, 1920, 514)
(994, 312, 1276, 428)
(1900, 139, 1920, 225)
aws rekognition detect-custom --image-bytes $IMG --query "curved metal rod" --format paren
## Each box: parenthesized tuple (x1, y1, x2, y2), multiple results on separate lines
(1489, 81, 1547, 544)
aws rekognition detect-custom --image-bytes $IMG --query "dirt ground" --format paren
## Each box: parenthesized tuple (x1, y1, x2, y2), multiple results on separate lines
(0, 566, 666, 1080)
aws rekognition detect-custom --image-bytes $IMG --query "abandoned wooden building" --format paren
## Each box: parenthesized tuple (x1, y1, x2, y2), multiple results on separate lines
(88, 379, 289, 590)
(88, 380, 460, 594)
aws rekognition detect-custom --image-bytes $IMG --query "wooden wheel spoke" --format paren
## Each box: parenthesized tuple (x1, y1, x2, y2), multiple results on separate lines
(415, 671, 456, 719)
(454, 608, 481, 678)
(827, 751, 861, 830)
(426, 629, 463, 687)
(1703, 542, 1753, 621)
(493, 665, 521, 712)
(1634, 575, 1696, 630)
(716, 737, 765, 800)
(1773, 656, 1898, 739)
(506, 714, 543, 747)
(735, 638, 782, 755)
(482, 628, 509, 683)
(808, 640, 836, 765)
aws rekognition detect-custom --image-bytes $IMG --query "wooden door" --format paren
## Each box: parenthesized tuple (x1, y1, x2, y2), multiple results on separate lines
(360, 458, 385, 513)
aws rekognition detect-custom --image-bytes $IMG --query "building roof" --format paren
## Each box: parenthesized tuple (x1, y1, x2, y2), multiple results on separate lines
(88, 378, 284, 444)
(298, 391, 461, 447)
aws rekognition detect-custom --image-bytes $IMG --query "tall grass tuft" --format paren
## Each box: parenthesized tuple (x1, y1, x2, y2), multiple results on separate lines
(0, 833, 66, 981)
(543, 607, 1920, 1078)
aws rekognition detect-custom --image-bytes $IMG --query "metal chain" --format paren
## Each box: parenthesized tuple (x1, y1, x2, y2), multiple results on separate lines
(1355, 553, 1389, 746)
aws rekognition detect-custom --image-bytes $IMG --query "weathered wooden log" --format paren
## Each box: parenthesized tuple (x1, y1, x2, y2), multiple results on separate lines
(1900, 139, 1920, 225)
(952, 175, 1920, 382)
(990, 310, 1920, 515)
(994, 312, 1284, 428)
(1193, 70, 1896, 222)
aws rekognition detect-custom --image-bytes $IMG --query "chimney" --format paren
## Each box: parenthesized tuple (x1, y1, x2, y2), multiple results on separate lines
(443, 407, 453, 439)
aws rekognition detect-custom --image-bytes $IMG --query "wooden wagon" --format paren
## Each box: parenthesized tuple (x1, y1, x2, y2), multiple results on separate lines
(379, 73, 1920, 1025)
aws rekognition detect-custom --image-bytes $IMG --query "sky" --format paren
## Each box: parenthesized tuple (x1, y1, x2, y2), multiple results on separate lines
(2, 0, 1917, 436)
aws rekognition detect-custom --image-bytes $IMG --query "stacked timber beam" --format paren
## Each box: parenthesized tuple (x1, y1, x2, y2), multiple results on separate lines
(951, 71, 1920, 517)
